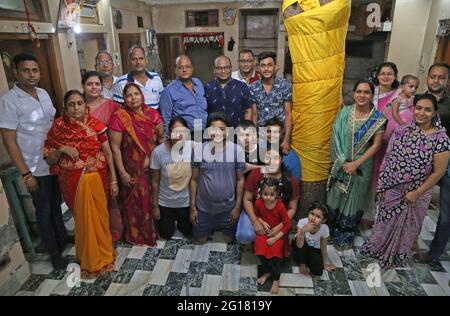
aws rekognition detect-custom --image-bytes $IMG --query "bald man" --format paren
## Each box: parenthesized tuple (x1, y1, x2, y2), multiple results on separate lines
(159, 55, 208, 136)
(205, 55, 252, 128)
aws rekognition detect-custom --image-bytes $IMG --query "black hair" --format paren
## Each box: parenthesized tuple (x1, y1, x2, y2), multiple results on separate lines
(428, 62, 450, 76)
(308, 201, 329, 220)
(81, 71, 103, 86)
(264, 144, 293, 206)
(168, 116, 188, 132)
(207, 112, 229, 128)
(238, 120, 256, 130)
(372, 62, 400, 89)
(258, 51, 277, 64)
(239, 49, 255, 58)
(259, 178, 280, 193)
(353, 79, 375, 94)
(63, 89, 84, 107)
(414, 93, 438, 111)
(13, 53, 38, 68)
(264, 117, 284, 129)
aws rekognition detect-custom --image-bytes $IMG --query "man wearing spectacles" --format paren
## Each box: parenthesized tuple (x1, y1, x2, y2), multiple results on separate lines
(204, 56, 252, 128)
(232, 49, 260, 85)
(95, 50, 120, 100)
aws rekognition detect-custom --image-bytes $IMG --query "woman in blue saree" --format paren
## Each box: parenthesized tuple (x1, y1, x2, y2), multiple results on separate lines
(327, 80, 387, 249)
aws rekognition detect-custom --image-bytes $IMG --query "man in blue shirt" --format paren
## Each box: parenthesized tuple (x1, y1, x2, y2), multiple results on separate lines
(159, 55, 208, 138)
(205, 55, 252, 128)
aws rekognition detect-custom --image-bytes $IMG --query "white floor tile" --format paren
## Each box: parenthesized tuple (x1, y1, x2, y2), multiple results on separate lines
(171, 249, 192, 273)
(279, 273, 313, 288)
(209, 242, 228, 252)
(191, 243, 210, 262)
(431, 271, 450, 295)
(220, 264, 240, 291)
(114, 247, 131, 271)
(149, 259, 173, 286)
(422, 284, 447, 296)
(181, 286, 201, 296)
(30, 260, 53, 275)
(104, 283, 127, 296)
(156, 240, 166, 249)
(127, 246, 148, 260)
(125, 270, 152, 296)
(240, 264, 257, 278)
(200, 274, 221, 296)
(35, 279, 60, 296)
(295, 288, 315, 295)
(327, 245, 343, 268)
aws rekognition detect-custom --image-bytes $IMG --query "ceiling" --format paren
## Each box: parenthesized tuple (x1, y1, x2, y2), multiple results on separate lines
(138, 0, 282, 5)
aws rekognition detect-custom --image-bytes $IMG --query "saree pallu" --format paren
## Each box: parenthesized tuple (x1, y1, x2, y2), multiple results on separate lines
(361, 122, 450, 269)
(327, 105, 386, 248)
(72, 171, 114, 276)
(110, 107, 161, 246)
(360, 183, 432, 269)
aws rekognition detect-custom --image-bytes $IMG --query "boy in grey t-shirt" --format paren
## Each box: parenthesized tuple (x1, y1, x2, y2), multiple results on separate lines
(190, 112, 246, 243)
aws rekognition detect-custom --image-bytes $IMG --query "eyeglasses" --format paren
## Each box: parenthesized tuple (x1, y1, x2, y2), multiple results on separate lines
(239, 59, 253, 64)
(177, 65, 192, 70)
(97, 61, 113, 66)
(215, 66, 231, 71)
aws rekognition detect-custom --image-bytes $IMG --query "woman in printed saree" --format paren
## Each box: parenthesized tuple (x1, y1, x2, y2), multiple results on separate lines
(109, 83, 164, 246)
(44, 90, 117, 277)
(82, 70, 122, 242)
(327, 80, 386, 249)
(361, 94, 450, 269)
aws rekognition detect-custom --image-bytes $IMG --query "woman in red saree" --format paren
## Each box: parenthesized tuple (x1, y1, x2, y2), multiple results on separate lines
(109, 83, 164, 246)
(82, 71, 123, 243)
(44, 90, 118, 277)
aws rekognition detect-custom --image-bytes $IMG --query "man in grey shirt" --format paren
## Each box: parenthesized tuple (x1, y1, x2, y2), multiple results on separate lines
(190, 112, 246, 244)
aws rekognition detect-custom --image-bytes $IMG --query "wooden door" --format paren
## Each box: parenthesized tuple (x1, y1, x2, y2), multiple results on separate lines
(434, 35, 450, 95)
(119, 33, 142, 74)
(157, 34, 184, 83)
(0, 34, 63, 114)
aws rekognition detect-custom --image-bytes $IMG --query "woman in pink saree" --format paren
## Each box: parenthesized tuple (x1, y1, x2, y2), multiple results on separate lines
(364, 62, 400, 226)
(82, 71, 123, 242)
(109, 83, 164, 246)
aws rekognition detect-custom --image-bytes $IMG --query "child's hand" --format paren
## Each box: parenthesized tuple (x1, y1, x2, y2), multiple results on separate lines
(324, 263, 336, 272)
(266, 237, 276, 246)
(303, 223, 315, 233)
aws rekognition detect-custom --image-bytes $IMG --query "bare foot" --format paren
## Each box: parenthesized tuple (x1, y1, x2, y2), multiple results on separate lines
(271, 280, 280, 294)
(257, 273, 271, 285)
(299, 264, 310, 275)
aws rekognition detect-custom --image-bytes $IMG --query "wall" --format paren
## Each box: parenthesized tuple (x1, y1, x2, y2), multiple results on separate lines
(417, 0, 450, 91)
(386, 0, 433, 89)
(0, 180, 30, 296)
(152, 2, 285, 74)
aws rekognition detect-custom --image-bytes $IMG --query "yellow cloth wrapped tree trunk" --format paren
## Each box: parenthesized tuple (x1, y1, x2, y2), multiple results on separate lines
(283, 0, 351, 182)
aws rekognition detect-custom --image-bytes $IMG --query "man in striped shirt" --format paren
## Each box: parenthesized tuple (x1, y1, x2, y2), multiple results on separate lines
(112, 45, 163, 109)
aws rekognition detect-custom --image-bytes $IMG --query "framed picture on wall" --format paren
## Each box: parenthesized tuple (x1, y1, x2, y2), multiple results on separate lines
(56, 0, 81, 31)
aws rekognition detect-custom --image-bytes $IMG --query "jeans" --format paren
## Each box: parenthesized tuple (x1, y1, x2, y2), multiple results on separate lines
(235, 211, 255, 244)
(30, 175, 68, 256)
(430, 175, 450, 260)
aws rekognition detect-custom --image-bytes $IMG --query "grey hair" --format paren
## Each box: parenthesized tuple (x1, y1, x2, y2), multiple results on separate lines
(128, 45, 147, 59)
(95, 50, 113, 65)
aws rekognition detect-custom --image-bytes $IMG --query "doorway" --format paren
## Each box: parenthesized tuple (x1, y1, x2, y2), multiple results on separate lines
(0, 34, 63, 114)
(185, 44, 221, 84)
(119, 33, 142, 74)
(158, 34, 184, 84)
(75, 33, 104, 75)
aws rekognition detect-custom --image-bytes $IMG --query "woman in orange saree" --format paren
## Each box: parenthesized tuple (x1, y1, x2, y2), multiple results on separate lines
(109, 83, 164, 246)
(44, 90, 118, 278)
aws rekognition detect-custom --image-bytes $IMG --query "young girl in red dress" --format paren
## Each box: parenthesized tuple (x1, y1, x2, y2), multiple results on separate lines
(254, 178, 291, 294)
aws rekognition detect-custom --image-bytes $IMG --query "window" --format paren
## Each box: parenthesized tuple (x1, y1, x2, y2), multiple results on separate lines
(186, 10, 219, 27)
(0, 0, 49, 22)
(80, 4, 100, 24)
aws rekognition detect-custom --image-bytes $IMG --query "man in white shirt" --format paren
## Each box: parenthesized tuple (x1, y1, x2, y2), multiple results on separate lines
(112, 45, 163, 109)
(231, 49, 260, 86)
(0, 53, 69, 270)
(95, 50, 119, 100)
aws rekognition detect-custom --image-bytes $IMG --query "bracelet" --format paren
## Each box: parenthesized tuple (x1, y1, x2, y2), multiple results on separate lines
(22, 171, 32, 178)
(110, 181, 118, 185)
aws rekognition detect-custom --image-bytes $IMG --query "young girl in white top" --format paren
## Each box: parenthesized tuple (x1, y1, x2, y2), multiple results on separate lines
(292, 201, 336, 276)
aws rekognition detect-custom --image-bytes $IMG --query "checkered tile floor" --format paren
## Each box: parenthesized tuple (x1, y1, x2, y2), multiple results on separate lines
(14, 208, 450, 296)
